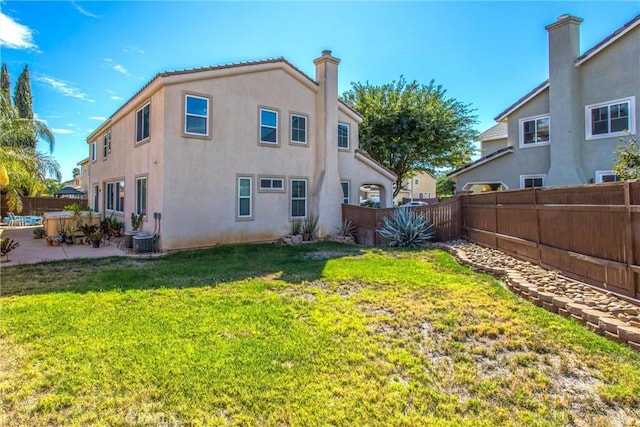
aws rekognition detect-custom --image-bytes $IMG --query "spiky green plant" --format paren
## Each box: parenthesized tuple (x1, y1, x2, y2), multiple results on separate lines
(378, 207, 435, 248)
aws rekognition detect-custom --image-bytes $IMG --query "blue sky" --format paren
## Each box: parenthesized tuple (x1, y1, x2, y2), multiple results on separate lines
(1, 1, 638, 182)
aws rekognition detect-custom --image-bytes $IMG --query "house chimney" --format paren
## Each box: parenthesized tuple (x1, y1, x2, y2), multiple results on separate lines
(545, 14, 586, 185)
(313, 50, 342, 237)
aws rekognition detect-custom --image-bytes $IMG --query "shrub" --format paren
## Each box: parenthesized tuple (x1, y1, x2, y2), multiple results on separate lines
(378, 208, 435, 248)
(338, 219, 356, 238)
(302, 215, 319, 239)
(291, 219, 303, 236)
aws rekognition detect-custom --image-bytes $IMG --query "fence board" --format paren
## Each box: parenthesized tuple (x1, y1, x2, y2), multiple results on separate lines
(1, 196, 87, 218)
(461, 182, 639, 300)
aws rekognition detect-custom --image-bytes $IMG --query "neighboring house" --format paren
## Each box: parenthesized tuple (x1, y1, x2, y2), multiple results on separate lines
(359, 171, 437, 206)
(86, 51, 396, 250)
(476, 122, 508, 157)
(449, 14, 639, 193)
(395, 171, 437, 204)
(75, 158, 89, 194)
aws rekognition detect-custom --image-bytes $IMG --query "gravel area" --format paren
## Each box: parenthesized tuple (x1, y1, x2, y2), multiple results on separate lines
(442, 240, 640, 329)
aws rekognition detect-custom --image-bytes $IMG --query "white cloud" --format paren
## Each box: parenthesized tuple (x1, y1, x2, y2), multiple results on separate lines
(36, 75, 94, 103)
(52, 128, 74, 134)
(0, 12, 38, 50)
(123, 45, 145, 55)
(113, 64, 128, 75)
(103, 57, 113, 63)
(71, 1, 99, 18)
(89, 116, 107, 121)
(110, 95, 123, 101)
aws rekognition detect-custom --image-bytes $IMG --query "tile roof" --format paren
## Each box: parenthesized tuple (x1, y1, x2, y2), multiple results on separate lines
(475, 122, 508, 142)
(575, 14, 640, 65)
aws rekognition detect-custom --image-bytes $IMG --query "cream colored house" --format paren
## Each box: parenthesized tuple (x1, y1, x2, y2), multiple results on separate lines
(86, 51, 395, 250)
(395, 171, 437, 204)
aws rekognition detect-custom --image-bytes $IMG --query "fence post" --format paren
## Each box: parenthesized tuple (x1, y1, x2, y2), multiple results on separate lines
(534, 188, 542, 266)
(623, 182, 636, 298)
(493, 192, 498, 249)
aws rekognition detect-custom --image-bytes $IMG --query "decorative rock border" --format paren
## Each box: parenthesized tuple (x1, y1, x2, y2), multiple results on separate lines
(436, 240, 640, 352)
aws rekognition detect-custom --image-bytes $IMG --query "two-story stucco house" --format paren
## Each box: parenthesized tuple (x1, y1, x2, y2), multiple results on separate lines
(449, 14, 639, 193)
(86, 51, 395, 250)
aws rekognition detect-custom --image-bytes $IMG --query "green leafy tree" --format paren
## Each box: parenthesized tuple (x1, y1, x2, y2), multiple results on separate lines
(72, 167, 80, 178)
(342, 77, 477, 197)
(14, 65, 36, 148)
(436, 173, 456, 198)
(0, 64, 10, 99)
(612, 133, 640, 181)
(0, 81, 60, 212)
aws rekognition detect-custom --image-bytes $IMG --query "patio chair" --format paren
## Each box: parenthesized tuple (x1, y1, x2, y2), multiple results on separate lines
(5, 212, 25, 226)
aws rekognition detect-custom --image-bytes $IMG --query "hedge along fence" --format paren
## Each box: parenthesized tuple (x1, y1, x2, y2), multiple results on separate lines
(342, 198, 462, 247)
(1, 196, 88, 218)
(459, 182, 640, 300)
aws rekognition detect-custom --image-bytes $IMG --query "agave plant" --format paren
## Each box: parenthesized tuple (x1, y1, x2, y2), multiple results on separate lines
(378, 207, 435, 248)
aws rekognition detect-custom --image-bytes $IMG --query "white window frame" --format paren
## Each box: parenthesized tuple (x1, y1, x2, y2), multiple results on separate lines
(290, 114, 307, 144)
(135, 176, 147, 216)
(237, 176, 253, 220)
(341, 181, 350, 205)
(338, 122, 349, 149)
(520, 174, 546, 189)
(136, 103, 150, 143)
(259, 108, 278, 145)
(519, 114, 550, 148)
(585, 96, 635, 140)
(595, 170, 620, 183)
(91, 141, 97, 161)
(103, 131, 110, 159)
(93, 184, 99, 212)
(184, 94, 209, 136)
(105, 180, 125, 213)
(259, 177, 285, 192)
(105, 182, 114, 211)
(290, 179, 307, 219)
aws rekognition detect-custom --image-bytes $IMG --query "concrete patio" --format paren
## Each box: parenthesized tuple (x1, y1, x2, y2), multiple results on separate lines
(0, 225, 126, 266)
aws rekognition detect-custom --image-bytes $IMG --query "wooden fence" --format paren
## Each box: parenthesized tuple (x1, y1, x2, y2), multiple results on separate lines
(1, 196, 88, 218)
(459, 182, 640, 300)
(342, 198, 462, 246)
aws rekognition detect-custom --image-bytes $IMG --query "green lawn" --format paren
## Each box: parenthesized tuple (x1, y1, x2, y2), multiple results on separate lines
(1, 243, 639, 426)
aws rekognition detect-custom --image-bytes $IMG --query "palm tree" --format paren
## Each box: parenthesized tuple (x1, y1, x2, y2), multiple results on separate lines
(0, 90, 61, 212)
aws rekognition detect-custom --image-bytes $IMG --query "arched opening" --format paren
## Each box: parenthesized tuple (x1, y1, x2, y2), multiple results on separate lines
(461, 181, 508, 194)
(358, 183, 391, 208)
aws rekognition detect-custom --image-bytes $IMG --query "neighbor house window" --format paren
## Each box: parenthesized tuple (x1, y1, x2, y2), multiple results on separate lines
(91, 141, 97, 161)
(185, 95, 209, 136)
(136, 177, 147, 215)
(290, 179, 307, 218)
(586, 97, 635, 140)
(520, 174, 545, 189)
(237, 177, 253, 219)
(290, 114, 307, 144)
(136, 103, 150, 143)
(93, 184, 99, 212)
(338, 123, 349, 149)
(259, 108, 278, 144)
(259, 177, 284, 191)
(341, 181, 350, 204)
(519, 115, 550, 147)
(595, 170, 620, 183)
(105, 180, 125, 212)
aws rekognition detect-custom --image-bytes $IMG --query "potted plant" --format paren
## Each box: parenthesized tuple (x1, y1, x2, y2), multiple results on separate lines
(33, 227, 45, 239)
(91, 231, 103, 248)
(302, 214, 319, 241)
(52, 235, 63, 247)
(45, 235, 54, 246)
(78, 223, 98, 244)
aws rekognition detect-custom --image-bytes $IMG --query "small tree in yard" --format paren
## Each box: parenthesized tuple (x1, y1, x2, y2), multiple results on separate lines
(341, 77, 477, 197)
(613, 133, 640, 181)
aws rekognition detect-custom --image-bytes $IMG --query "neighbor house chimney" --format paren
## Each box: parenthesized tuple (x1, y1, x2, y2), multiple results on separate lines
(545, 14, 586, 186)
(313, 50, 343, 237)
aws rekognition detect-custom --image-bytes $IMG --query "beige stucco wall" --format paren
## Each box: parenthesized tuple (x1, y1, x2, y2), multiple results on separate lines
(86, 56, 395, 250)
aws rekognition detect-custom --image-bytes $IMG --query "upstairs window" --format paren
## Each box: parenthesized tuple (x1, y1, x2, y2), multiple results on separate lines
(91, 141, 97, 161)
(586, 97, 635, 140)
(185, 95, 209, 136)
(136, 103, 150, 143)
(291, 114, 307, 144)
(338, 123, 349, 149)
(519, 115, 550, 147)
(103, 131, 111, 159)
(260, 108, 278, 144)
